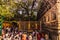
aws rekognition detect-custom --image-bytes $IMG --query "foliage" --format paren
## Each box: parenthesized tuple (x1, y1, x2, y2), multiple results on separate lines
(15, 0, 38, 21)
(0, 0, 16, 21)
(0, 0, 39, 21)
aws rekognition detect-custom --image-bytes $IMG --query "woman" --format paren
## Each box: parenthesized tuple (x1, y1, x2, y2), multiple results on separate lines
(22, 33, 27, 40)
(29, 34, 32, 40)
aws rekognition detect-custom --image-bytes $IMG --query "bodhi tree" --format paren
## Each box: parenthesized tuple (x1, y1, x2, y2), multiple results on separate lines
(0, 0, 40, 21)
(14, 0, 39, 21)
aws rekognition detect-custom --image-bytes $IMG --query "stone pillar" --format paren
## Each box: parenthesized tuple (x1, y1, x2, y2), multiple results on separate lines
(35, 21, 37, 29)
(28, 21, 30, 29)
(57, 0, 60, 40)
(0, 36, 2, 40)
(17, 21, 21, 31)
(28, 21, 30, 32)
(40, 21, 42, 31)
(57, 0, 60, 28)
(58, 34, 60, 40)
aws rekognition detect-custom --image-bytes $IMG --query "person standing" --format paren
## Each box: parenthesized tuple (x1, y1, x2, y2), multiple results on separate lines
(37, 33, 41, 40)
(41, 37, 45, 40)
(41, 33, 45, 40)
(29, 34, 32, 40)
(22, 33, 27, 40)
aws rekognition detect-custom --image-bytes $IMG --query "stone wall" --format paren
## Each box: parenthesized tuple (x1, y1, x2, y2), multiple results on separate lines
(39, 0, 59, 40)
(17, 21, 38, 32)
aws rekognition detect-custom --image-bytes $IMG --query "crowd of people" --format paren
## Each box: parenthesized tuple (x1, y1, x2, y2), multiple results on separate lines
(1, 27, 45, 40)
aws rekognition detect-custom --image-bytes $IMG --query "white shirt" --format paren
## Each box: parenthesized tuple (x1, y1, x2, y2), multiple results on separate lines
(29, 35, 32, 40)
(41, 38, 45, 40)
